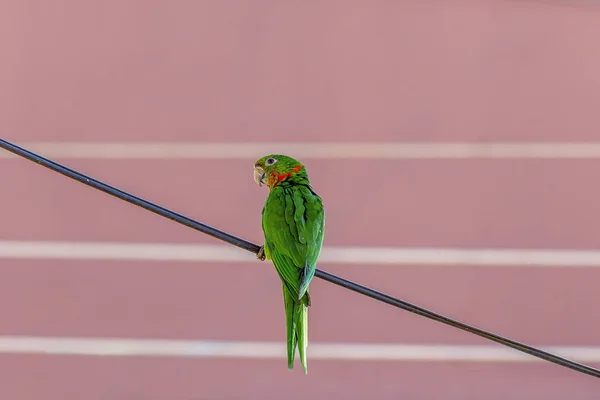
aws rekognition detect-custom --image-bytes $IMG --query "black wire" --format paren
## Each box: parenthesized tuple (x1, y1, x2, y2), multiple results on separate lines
(1, 138, 599, 380)
(0, 140, 259, 254)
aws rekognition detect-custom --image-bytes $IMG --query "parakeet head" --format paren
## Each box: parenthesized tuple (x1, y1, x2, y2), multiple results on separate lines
(253, 154, 308, 189)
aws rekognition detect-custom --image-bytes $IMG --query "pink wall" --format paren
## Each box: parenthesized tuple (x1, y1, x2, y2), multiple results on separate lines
(3, 1, 599, 143)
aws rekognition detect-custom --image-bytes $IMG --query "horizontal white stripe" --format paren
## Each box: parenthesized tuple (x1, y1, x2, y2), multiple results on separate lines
(0, 336, 597, 362)
(0, 240, 599, 267)
(3, 141, 600, 159)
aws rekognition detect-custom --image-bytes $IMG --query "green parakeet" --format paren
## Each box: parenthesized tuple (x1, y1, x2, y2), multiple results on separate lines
(253, 154, 325, 374)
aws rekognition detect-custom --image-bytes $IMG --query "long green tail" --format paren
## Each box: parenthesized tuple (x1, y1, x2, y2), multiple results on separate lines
(283, 284, 310, 374)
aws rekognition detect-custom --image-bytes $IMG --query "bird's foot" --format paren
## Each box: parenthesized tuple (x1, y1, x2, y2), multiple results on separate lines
(257, 245, 266, 261)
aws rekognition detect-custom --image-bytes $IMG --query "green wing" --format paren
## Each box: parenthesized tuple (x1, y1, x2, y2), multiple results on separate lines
(262, 185, 325, 301)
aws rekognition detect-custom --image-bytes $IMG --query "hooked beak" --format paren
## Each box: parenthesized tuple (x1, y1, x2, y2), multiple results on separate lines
(253, 166, 267, 187)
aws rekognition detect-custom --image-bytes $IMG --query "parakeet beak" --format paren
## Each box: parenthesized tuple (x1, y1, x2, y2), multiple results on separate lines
(253, 166, 267, 187)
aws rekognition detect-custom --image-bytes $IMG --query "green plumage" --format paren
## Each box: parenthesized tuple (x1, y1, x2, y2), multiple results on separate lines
(253, 154, 325, 374)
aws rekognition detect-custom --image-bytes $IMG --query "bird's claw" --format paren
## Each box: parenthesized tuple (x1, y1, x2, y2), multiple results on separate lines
(257, 245, 266, 261)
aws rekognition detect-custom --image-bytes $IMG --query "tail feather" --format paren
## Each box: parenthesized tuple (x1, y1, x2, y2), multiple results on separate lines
(283, 284, 310, 374)
(296, 297, 309, 374)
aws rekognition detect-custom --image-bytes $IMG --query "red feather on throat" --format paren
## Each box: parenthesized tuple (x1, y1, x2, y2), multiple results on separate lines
(269, 164, 304, 187)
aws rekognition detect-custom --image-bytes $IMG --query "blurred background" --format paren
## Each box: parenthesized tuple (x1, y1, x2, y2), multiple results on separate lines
(2, 0, 600, 399)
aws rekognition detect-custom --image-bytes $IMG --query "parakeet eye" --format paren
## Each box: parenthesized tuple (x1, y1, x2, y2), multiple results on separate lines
(265, 157, 277, 166)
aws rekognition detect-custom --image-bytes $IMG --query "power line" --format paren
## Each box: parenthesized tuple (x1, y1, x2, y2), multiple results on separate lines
(1, 137, 599, 379)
